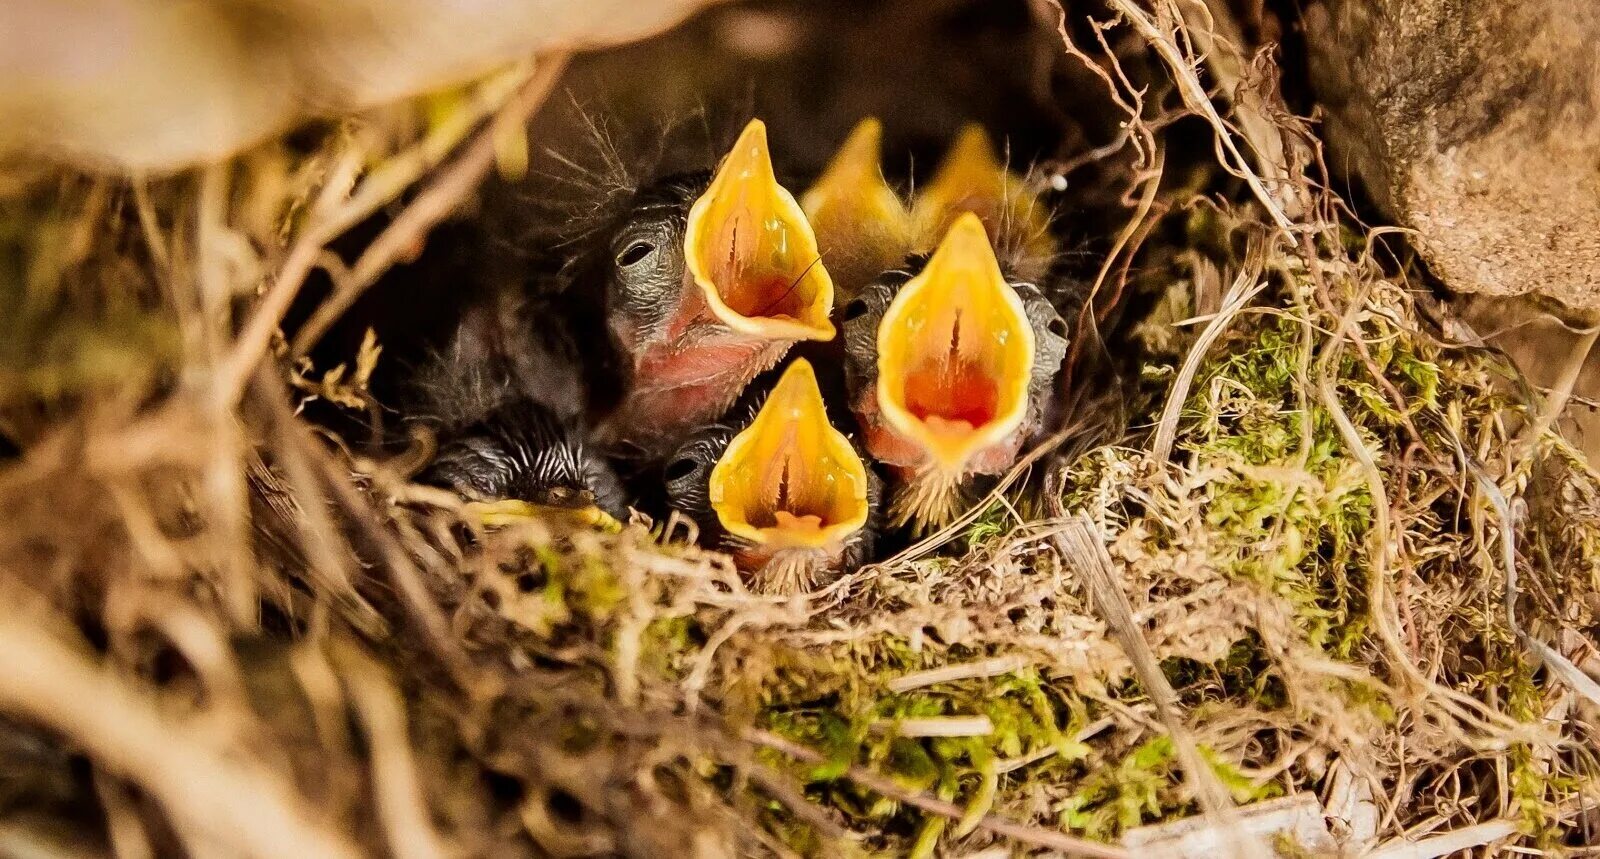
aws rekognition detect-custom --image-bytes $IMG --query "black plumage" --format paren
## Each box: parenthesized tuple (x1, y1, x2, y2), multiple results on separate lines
(404, 290, 627, 520)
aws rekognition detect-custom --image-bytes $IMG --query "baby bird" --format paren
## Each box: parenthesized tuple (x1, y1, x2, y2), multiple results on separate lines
(843, 213, 1068, 531)
(911, 123, 1056, 283)
(407, 293, 627, 529)
(800, 118, 913, 301)
(421, 397, 626, 529)
(799, 118, 1059, 337)
(663, 359, 878, 595)
(595, 119, 837, 457)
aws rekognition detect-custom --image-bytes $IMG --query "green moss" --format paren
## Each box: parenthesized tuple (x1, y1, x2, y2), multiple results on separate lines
(1057, 736, 1277, 840)
(756, 653, 1098, 842)
(1160, 310, 1466, 655)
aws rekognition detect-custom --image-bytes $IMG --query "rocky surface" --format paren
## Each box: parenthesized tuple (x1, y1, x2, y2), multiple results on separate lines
(1306, 0, 1600, 309)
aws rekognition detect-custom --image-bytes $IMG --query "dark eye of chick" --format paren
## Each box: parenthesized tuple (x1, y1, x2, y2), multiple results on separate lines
(843, 298, 869, 322)
(1047, 317, 1068, 338)
(616, 240, 655, 267)
(423, 443, 508, 501)
(664, 456, 699, 482)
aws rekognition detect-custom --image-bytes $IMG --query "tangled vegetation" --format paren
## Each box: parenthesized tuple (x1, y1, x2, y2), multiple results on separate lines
(2, 2, 1600, 857)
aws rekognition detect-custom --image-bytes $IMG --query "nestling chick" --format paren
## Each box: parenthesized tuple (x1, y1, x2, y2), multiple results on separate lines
(406, 294, 627, 529)
(421, 397, 626, 529)
(595, 119, 837, 457)
(843, 214, 1068, 531)
(911, 123, 1056, 283)
(663, 359, 879, 594)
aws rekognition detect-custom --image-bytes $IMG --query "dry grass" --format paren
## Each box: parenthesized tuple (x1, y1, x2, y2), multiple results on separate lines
(3, 2, 1600, 857)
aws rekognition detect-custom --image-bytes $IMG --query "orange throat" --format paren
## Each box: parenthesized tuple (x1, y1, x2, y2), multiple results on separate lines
(874, 214, 1035, 475)
(709, 359, 870, 557)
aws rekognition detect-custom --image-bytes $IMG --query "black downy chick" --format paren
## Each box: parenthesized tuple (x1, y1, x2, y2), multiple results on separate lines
(662, 359, 880, 595)
(406, 290, 627, 527)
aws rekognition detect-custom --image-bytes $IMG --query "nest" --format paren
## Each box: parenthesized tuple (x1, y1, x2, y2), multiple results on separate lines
(3, 1, 1600, 856)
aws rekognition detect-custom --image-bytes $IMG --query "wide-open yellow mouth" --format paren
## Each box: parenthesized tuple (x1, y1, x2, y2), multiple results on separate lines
(910, 124, 1052, 261)
(876, 213, 1034, 473)
(800, 118, 912, 298)
(709, 359, 869, 549)
(685, 119, 836, 342)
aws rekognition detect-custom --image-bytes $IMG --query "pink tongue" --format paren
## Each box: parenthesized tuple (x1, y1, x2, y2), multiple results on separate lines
(771, 511, 825, 533)
(921, 415, 978, 436)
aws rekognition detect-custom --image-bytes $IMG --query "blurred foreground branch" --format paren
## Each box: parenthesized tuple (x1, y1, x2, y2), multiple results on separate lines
(0, 615, 360, 859)
(0, 0, 722, 172)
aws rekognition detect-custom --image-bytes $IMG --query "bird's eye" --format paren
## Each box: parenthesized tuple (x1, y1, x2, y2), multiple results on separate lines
(843, 298, 869, 322)
(616, 241, 655, 268)
(1047, 317, 1068, 338)
(664, 457, 699, 482)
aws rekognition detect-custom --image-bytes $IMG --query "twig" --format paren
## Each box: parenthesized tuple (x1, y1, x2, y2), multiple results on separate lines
(312, 442, 478, 692)
(93, 769, 155, 859)
(746, 729, 1129, 858)
(1103, 0, 1295, 238)
(219, 55, 566, 406)
(870, 716, 995, 737)
(1512, 321, 1600, 459)
(1065, 155, 1166, 389)
(743, 764, 849, 844)
(0, 618, 360, 859)
(1045, 510, 1271, 859)
(218, 145, 362, 408)
(1151, 251, 1267, 462)
(1087, 152, 1164, 322)
(131, 178, 170, 274)
(887, 655, 1029, 693)
(1446, 425, 1600, 708)
(289, 53, 571, 358)
(1180, 0, 1306, 219)
(995, 718, 1115, 774)
(1048, 1, 1156, 169)
(1364, 818, 1517, 859)
(194, 163, 259, 626)
(250, 369, 384, 633)
(0, 824, 105, 859)
(339, 646, 449, 859)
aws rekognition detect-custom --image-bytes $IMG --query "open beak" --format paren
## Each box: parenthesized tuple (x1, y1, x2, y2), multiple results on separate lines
(709, 359, 869, 550)
(910, 124, 1051, 259)
(800, 118, 912, 297)
(464, 499, 623, 533)
(685, 119, 836, 342)
(876, 213, 1034, 474)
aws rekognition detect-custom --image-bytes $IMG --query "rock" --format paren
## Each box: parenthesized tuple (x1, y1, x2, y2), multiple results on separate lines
(1305, 0, 1600, 310)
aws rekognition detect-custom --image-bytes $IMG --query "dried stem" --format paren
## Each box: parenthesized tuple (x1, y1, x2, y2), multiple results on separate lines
(290, 53, 571, 357)
(1045, 510, 1270, 859)
(1103, 0, 1295, 237)
(0, 617, 361, 859)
